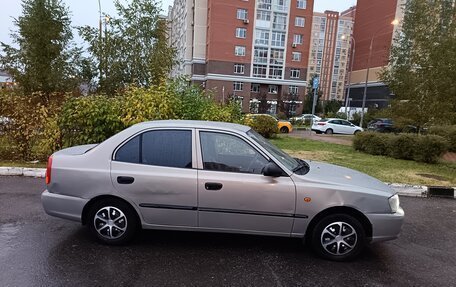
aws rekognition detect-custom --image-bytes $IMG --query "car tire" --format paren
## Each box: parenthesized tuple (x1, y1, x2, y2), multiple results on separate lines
(310, 214, 366, 261)
(325, 129, 333, 135)
(88, 198, 139, 245)
(280, 127, 289, 133)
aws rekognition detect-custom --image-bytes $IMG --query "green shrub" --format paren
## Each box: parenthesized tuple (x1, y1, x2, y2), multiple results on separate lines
(353, 132, 390, 155)
(387, 134, 417, 160)
(413, 135, 448, 163)
(428, 126, 456, 152)
(244, 115, 278, 138)
(353, 132, 449, 163)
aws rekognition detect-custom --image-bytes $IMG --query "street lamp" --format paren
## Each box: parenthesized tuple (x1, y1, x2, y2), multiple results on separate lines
(341, 34, 355, 119)
(360, 19, 400, 128)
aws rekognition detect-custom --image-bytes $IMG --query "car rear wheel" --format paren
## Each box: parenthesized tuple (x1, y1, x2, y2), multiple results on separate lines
(354, 130, 361, 135)
(88, 199, 139, 245)
(325, 129, 333, 135)
(280, 127, 289, 133)
(311, 214, 366, 261)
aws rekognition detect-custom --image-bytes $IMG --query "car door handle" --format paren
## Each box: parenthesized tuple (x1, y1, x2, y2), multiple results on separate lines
(117, 176, 135, 184)
(205, 182, 223, 191)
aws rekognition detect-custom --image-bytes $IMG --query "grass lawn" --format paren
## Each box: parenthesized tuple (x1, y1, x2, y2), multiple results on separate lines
(270, 136, 456, 186)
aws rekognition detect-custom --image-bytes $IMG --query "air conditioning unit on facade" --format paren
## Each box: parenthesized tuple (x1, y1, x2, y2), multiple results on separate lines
(243, 19, 249, 24)
(292, 43, 297, 48)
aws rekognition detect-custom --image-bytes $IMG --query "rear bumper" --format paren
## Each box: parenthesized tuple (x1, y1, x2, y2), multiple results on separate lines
(41, 190, 89, 223)
(367, 207, 405, 243)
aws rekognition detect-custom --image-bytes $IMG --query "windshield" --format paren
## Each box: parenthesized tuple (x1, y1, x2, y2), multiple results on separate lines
(247, 129, 299, 171)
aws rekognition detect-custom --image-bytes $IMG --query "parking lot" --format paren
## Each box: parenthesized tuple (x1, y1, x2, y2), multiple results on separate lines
(1, 176, 455, 286)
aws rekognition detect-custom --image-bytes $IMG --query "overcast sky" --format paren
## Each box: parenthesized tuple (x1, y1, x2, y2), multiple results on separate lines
(0, 0, 356, 46)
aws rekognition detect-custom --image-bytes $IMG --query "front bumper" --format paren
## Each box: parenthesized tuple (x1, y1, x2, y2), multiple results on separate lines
(367, 206, 405, 243)
(41, 190, 89, 223)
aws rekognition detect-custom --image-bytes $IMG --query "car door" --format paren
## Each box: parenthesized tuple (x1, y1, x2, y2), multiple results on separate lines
(196, 130, 296, 236)
(340, 120, 355, 134)
(328, 120, 342, 133)
(110, 129, 198, 227)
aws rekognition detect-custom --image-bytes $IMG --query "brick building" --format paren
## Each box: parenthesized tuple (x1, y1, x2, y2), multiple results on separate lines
(168, 0, 314, 115)
(346, 0, 405, 108)
(307, 10, 353, 101)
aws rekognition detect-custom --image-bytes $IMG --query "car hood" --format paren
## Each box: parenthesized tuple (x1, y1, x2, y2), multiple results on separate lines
(297, 161, 395, 195)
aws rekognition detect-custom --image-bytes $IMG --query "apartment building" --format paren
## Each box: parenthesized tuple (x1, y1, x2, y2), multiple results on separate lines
(307, 11, 353, 101)
(346, 0, 405, 108)
(168, 0, 314, 114)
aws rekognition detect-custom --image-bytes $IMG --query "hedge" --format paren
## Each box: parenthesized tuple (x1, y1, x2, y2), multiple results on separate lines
(244, 115, 278, 138)
(354, 132, 448, 163)
(428, 126, 456, 152)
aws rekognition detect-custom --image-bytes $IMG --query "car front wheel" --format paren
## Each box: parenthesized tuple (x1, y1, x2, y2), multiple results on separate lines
(311, 214, 366, 261)
(88, 199, 139, 245)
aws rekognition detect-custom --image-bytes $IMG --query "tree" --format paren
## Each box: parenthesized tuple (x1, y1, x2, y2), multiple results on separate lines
(323, 99, 342, 115)
(0, 0, 83, 96)
(79, 0, 176, 95)
(380, 0, 456, 131)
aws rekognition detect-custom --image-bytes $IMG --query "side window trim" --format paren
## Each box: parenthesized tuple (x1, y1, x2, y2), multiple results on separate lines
(112, 128, 195, 169)
(196, 129, 270, 173)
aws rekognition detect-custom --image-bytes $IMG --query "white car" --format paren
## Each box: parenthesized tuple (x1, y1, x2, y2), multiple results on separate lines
(312, 118, 363, 135)
(290, 114, 321, 123)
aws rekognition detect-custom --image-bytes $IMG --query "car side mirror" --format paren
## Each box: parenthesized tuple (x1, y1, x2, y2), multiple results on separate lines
(263, 162, 284, 177)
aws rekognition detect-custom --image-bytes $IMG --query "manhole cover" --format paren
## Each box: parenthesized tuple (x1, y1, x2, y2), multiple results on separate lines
(416, 173, 448, 181)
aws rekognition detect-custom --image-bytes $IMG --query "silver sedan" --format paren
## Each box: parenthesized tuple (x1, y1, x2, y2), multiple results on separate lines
(42, 120, 404, 261)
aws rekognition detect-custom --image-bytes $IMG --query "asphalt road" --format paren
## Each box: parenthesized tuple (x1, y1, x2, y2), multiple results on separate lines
(1, 176, 456, 287)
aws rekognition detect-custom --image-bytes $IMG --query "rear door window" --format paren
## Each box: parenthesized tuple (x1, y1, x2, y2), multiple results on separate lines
(114, 130, 192, 169)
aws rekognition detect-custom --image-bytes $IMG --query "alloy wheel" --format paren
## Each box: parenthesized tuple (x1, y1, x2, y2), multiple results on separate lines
(93, 206, 128, 240)
(320, 221, 357, 256)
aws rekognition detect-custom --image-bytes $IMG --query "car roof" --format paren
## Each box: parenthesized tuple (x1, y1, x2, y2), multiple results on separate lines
(135, 120, 251, 133)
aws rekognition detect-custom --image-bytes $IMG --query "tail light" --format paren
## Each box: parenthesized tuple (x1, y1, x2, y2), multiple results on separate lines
(45, 156, 53, 184)
(317, 122, 326, 126)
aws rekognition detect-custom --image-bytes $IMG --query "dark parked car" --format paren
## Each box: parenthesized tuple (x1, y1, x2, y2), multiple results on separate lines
(367, 118, 394, 133)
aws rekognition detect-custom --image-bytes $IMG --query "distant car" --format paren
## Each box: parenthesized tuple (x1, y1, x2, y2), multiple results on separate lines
(290, 114, 322, 123)
(367, 118, 394, 133)
(312, 118, 363, 135)
(42, 120, 403, 261)
(246, 114, 293, 133)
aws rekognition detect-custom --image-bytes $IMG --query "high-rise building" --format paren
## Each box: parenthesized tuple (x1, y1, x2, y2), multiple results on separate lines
(307, 11, 353, 101)
(346, 0, 405, 108)
(168, 0, 314, 115)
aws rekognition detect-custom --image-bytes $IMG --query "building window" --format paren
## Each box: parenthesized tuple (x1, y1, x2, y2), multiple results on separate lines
(289, 85, 299, 94)
(269, 67, 282, 79)
(253, 47, 268, 63)
(257, 0, 272, 10)
(273, 13, 287, 30)
(274, 0, 288, 11)
(293, 34, 303, 45)
(252, 64, 267, 78)
(255, 29, 270, 45)
(271, 31, 286, 47)
(290, 68, 300, 78)
(234, 64, 245, 74)
(292, 52, 302, 61)
(270, 49, 284, 65)
(297, 0, 307, 9)
(233, 81, 244, 91)
(236, 28, 247, 38)
(256, 10, 271, 21)
(235, 46, 246, 56)
(295, 17, 305, 27)
(251, 83, 260, 93)
(237, 9, 248, 20)
(268, 85, 278, 94)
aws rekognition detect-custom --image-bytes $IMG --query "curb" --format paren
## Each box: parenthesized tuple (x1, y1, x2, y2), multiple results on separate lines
(0, 166, 454, 199)
(0, 167, 46, 178)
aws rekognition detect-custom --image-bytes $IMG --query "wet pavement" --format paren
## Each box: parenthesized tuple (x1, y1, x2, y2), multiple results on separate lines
(1, 176, 456, 287)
